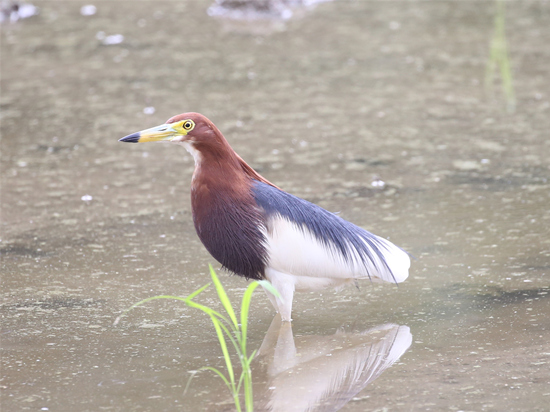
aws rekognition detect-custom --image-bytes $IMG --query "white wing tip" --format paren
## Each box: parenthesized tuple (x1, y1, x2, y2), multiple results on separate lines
(390, 251, 410, 283)
(377, 239, 410, 284)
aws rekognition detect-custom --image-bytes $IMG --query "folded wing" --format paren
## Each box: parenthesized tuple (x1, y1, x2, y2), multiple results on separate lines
(252, 181, 410, 285)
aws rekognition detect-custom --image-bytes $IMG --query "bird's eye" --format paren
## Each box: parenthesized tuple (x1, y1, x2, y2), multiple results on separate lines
(183, 121, 194, 130)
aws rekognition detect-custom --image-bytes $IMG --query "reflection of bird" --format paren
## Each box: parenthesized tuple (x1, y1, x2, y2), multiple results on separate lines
(254, 316, 412, 412)
(120, 113, 410, 321)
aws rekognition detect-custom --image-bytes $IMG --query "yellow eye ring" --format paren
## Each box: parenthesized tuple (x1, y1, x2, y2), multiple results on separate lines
(182, 120, 194, 131)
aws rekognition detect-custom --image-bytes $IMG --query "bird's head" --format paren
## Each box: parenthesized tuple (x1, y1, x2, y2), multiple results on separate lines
(119, 111, 277, 187)
(119, 112, 217, 146)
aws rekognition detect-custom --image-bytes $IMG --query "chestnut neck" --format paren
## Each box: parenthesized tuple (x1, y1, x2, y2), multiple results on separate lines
(189, 129, 276, 193)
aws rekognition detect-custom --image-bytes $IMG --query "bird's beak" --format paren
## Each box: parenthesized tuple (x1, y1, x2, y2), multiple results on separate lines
(119, 123, 180, 143)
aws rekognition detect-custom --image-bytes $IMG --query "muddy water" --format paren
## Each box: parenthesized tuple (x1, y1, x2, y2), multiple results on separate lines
(1, 1, 549, 411)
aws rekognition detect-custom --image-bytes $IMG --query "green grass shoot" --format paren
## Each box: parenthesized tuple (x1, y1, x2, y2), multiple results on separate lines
(485, 0, 516, 113)
(114, 264, 280, 412)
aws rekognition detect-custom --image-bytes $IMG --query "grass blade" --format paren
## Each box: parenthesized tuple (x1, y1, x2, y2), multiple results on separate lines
(258, 280, 281, 300)
(186, 283, 211, 301)
(208, 314, 235, 386)
(240, 281, 260, 355)
(200, 367, 242, 412)
(120, 265, 266, 412)
(185, 298, 230, 324)
(114, 295, 187, 326)
(201, 366, 231, 389)
(209, 264, 238, 329)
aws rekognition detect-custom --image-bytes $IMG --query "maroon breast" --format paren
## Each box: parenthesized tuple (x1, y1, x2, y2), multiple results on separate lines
(191, 162, 268, 280)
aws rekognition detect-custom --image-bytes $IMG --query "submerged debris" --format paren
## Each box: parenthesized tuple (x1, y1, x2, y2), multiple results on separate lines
(371, 176, 386, 189)
(0, 1, 38, 23)
(207, 0, 330, 20)
(96, 31, 124, 45)
(80, 4, 97, 16)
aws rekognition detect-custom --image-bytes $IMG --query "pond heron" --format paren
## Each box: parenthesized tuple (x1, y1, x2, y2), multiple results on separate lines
(119, 113, 410, 321)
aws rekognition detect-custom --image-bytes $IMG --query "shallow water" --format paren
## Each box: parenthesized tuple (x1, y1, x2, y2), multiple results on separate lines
(1, 1, 549, 411)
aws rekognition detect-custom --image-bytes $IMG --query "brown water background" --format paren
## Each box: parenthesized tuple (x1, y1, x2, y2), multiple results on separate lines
(2, 1, 549, 411)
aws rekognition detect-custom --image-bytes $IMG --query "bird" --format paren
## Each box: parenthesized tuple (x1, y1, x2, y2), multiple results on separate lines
(119, 113, 410, 321)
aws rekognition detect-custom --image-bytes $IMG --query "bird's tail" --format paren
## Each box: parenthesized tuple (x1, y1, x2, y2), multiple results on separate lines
(365, 235, 410, 284)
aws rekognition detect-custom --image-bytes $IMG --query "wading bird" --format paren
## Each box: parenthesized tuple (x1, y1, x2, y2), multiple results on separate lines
(119, 113, 410, 321)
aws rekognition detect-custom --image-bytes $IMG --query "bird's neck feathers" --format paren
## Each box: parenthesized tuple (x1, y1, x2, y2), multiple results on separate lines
(235, 153, 278, 189)
(187, 126, 277, 191)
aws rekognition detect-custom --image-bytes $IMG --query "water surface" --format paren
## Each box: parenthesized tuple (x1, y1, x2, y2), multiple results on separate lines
(1, 1, 549, 411)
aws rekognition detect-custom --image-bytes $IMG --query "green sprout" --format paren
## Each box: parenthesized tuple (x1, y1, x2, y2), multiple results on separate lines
(485, 0, 516, 113)
(114, 264, 279, 412)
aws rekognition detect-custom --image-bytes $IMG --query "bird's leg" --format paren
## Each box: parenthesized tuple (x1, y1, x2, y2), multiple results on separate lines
(263, 286, 279, 313)
(265, 269, 295, 322)
(276, 289, 293, 322)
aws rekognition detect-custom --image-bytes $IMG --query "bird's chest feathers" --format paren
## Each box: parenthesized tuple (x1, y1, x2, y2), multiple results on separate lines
(190, 176, 268, 280)
(191, 175, 250, 233)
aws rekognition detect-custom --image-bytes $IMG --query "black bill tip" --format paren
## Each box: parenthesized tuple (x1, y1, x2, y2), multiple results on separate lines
(119, 132, 140, 143)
